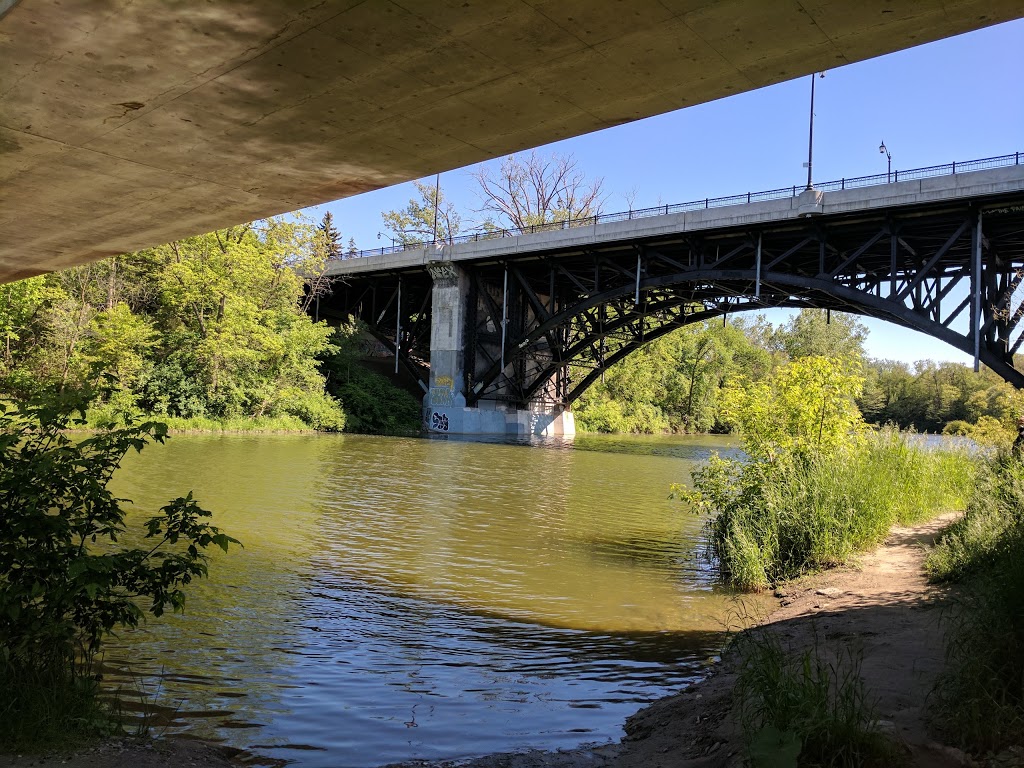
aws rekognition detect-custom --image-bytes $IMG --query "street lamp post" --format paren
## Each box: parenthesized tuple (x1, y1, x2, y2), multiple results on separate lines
(805, 72, 825, 190)
(879, 141, 892, 183)
(431, 172, 440, 244)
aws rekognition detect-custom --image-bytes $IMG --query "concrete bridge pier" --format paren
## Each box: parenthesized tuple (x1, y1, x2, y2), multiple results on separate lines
(423, 261, 574, 438)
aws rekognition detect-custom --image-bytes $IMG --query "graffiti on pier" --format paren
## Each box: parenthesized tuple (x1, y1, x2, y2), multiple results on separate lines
(431, 412, 449, 431)
(430, 375, 455, 407)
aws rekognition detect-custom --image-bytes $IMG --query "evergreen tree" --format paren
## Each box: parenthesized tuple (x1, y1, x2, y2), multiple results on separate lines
(319, 211, 342, 260)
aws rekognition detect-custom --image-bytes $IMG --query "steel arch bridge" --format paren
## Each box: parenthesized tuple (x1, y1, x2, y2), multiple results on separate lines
(320, 183, 1024, 414)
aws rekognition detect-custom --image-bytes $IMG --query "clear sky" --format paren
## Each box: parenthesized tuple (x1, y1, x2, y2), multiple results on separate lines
(305, 18, 1024, 366)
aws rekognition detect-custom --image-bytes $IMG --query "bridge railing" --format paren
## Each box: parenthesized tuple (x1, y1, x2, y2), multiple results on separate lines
(335, 151, 1023, 261)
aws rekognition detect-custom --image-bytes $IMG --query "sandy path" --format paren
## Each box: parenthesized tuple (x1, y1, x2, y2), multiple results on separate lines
(1, 514, 966, 768)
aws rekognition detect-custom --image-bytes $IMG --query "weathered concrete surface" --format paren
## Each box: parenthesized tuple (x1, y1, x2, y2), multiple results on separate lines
(326, 164, 1024, 278)
(427, 402, 576, 437)
(421, 261, 574, 437)
(2, 1, 1022, 283)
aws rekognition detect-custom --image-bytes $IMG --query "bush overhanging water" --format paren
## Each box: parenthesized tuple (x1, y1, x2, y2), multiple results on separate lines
(0, 393, 238, 749)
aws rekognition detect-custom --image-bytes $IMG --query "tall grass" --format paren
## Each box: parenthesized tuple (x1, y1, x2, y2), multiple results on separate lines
(85, 412, 314, 433)
(0, 662, 115, 750)
(734, 630, 903, 768)
(927, 453, 1024, 752)
(926, 452, 1024, 582)
(697, 430, 975, 591)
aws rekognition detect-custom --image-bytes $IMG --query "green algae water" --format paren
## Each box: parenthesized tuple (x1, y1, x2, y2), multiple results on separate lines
(105, 432, 757, 767)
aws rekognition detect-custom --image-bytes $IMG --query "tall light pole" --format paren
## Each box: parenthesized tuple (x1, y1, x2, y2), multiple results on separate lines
(805, 72, 825, 191)
(879, 141, 892, 183)
(431, 172, 440, 244)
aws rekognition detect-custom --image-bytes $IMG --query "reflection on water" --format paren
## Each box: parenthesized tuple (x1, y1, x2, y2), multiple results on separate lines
(105, 432, 757, 767)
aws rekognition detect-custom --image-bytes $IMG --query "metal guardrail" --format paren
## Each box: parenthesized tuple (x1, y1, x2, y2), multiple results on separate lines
(336, 151, 1023, 260)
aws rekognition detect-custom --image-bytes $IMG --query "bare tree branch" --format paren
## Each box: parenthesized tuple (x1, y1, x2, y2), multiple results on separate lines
(472, 151, 605, 232)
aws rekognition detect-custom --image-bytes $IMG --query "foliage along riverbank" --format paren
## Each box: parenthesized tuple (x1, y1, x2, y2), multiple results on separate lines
(668, 352, 1024, 763)
(679, 355, 975, 592)
(2, 209, 1021, 443)
(0, 217, 421, 437)
(574, 308, 1024, 447)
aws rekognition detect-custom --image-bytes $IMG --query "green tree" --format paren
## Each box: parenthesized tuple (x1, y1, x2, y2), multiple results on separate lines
(88, 302, 157, 391)
(151, 220, 344, 427)
(382, 180, 461, 245)
(0, 277, 46, 368)
(575, 316, 774, 434)
(319, 211, 342, 259)
(719, 356, 865, 460)
(676, 330, 728, 432)
(773, 309, 867, 362)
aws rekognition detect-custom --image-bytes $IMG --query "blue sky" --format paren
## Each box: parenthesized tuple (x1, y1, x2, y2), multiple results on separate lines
(306, 18, 1024, 365)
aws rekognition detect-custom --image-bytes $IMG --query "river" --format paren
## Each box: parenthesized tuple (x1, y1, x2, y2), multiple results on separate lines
(105, 432, 757, 767)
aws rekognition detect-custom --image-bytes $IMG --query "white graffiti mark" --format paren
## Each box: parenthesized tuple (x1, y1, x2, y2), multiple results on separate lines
(430, 387, 454, 407)
(431, 412, 449, 431)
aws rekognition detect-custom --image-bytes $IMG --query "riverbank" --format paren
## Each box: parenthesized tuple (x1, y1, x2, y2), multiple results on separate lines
(386, 512, 971, 768)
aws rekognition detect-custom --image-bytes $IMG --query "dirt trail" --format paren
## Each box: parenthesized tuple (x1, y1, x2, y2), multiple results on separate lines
(1, 514, 966, 768)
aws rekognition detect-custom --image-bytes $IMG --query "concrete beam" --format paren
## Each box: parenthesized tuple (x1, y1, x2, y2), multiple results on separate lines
(2, 1, 1022, 282)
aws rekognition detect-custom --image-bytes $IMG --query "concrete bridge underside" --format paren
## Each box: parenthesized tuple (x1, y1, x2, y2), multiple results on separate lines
(321, 165, 1024, 437)
(2, 1, 1023, 283)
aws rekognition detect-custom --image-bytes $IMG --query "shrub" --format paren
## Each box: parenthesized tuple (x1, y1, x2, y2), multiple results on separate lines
(0, 393, 238, 747)
(942, 420, 973, 437)
(320, 326, 421, 435)
(276, 385, 346, 431)
(679, 358, 973, 590)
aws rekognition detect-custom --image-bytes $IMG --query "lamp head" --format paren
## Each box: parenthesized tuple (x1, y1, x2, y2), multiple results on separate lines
(879, 142, 886, 154)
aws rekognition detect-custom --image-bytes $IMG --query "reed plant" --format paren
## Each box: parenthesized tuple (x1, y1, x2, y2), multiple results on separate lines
(685, 427, 974, 591)
(734, 629, 903, 768)
(926, 452, 1024, 582)
(0, 662, 115, 749)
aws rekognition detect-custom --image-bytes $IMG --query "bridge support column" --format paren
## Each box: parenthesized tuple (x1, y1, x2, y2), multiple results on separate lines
(423, 260, 574, 438)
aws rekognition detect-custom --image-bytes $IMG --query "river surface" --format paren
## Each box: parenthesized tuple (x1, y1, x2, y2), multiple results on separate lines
(105, 432, 755, 767)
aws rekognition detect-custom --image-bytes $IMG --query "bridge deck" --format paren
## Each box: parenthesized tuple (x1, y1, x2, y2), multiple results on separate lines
(326, 164, 1024, 278)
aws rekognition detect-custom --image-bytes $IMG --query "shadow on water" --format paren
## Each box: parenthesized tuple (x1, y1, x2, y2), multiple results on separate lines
(103, 431, 759, 768)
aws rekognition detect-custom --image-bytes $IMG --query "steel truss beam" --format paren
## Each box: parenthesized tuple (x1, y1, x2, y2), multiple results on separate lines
(321, 194, 1024, 407)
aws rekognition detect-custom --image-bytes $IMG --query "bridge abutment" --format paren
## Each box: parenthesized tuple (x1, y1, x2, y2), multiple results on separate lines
(423, 260, 574, 438)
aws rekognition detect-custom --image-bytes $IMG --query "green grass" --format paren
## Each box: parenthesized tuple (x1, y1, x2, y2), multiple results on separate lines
(152, 414, 313, 433)
(926, 453, 1024, 753)
(926, 452, 1024, 582)
(84, 412, 315, 433)
(734, 630, 904, 768)
(698, 430, 975, 591)
(0, 663, 118, 751)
